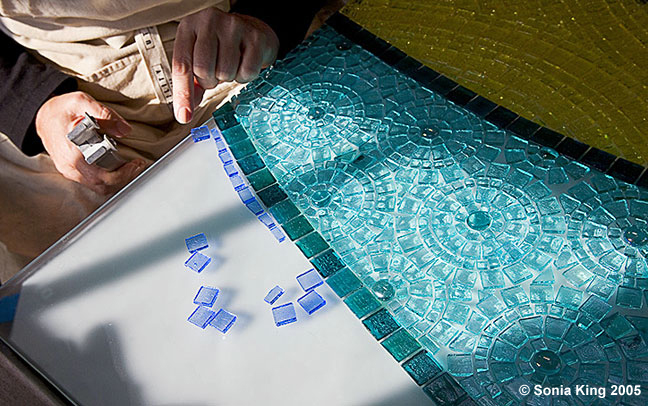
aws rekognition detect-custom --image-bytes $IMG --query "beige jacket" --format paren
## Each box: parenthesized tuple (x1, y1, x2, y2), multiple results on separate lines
(0, 0, 245, 281)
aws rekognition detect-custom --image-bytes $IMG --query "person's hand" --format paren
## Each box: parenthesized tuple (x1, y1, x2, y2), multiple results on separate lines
(172, 7, 279, 124)
(35, 91, 145, 195)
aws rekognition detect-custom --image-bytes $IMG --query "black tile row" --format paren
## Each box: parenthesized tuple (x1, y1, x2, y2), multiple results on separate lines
(326, 12, 647, 186)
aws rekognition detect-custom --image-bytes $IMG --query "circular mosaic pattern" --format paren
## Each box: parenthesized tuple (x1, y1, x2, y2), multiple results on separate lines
(449, 308, 646, 404)
(412, 176, 542, 273)
(569, 177, 648, 280)
(244, 75, 378, 168)
(375, 96, 494, 168)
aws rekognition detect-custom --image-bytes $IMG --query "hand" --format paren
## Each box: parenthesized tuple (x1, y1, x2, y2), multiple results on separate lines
(172, 7, 279, 124)
(35, 91, 145, 195)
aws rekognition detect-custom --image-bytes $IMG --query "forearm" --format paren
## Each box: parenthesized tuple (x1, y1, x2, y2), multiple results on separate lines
(0, 30, 76, 155)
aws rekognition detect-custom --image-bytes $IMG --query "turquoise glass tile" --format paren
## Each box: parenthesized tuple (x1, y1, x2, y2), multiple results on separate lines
(325, 267, 362, 298)
(214, 23, 648, 406)
(269, 199, 301, 224)
(256, 184, 287, 207)
(283, 216, 315, 241)
(238, 154, 265, 175)
(229, 139, 256, 159)
(344, 288, 381, 318)
(381, 328, 422, 362)
(310, 249, 345, 278)
(402, 351, 443, 385)
(362, 308, 400, 340)
(246, 168, 276, 191)
(295, 232, 329, 258)
(221, 125, 248, 144)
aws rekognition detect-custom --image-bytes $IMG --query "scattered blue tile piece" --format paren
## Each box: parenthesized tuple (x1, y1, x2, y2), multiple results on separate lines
(219, 150, 233, 164)
(214, 137, 227, 152)
(237, 187, 255, 203)
(296, 269, 323, 292)
(224, 163, 238, 177)
(298, 290, 326, 315)
(188, 306, 215, 328)
(190, 125, 210, 143)
(194, 286, 219, 307)
(185, 233, 208, 253)
(264, 285, 285, 305)
(210, 309, 237, 333)
(272, 303, 297, 326)
(185, 252, 211, 273)
(230, 174, 246, 190)
(210, 127, 222, 139)
(269, 226, 286, 243)
(245, 199, 264, 215)
(257, 212, 276, 228)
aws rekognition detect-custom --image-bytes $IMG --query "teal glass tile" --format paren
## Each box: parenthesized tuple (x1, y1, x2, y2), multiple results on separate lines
(238, 154, 265, 175)
(326, 267, 362, 298)
(295, 232, 329, 258)
(362, 308, 400, 340)
(402, 350, 443, 385)
(283, 216, 315, 241)
(247, 168, 276, 192)
(381, 328, 422, 362)
(229, 139, 256, 159)
(343, 288, 381, 319)
(221, 125, 249, 144)
(256, 184, 287, 207)
(616, 286, 643, 309)
(310, 249, 345, 277)
(269, 199, 301, 224)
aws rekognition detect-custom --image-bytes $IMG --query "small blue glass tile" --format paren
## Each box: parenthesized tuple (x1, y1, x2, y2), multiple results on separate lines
(264, 285, 285, 305)
(185, 233, 208, 253)
(269, 226, 286, 243)
(190, 125, 210, 143)
(210, 309, 237, 333)
(188, 306, 215, 329)
(257, 212, 276, 228)
(224, 163, 238, 177)
(219, 150, 234, 164)
(297, 290, 326, 315)
(272, 303, 297, 326)
(185, 252, 211, 273)
(237, 187, 255, 204)
(229, 174, 246, 190)
(193, 286, 219, 307)
(245, 199, 265, 215)
(296, 269, 323, 292)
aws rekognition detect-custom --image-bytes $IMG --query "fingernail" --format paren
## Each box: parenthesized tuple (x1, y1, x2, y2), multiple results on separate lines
(178, 107, 192, 124)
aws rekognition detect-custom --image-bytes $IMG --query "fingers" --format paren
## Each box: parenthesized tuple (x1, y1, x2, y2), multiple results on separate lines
(236, 40, 263, 83)
(65, 92, 132, 138)
(193, 30, 219, 90)
(74, 159, 145, 196)
(172, 23, 197, 124)
(215, 27, 241, 83)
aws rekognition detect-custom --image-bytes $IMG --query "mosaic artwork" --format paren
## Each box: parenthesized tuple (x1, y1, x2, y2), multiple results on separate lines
(212, 23, 648, 405)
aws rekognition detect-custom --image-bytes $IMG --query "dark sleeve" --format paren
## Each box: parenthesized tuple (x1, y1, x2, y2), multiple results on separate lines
(230, 0, 327, 58)
(0, 30, 77, 156)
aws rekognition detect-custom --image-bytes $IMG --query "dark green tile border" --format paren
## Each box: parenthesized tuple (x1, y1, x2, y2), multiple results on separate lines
(326, 12, 648, 186)
(211, 110, 445, 401)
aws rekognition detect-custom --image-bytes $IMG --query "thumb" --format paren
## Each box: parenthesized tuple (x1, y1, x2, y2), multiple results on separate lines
(80, 97, 132, 138)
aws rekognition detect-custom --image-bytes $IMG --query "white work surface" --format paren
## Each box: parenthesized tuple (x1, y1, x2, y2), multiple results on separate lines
(1, 127, 430, 406)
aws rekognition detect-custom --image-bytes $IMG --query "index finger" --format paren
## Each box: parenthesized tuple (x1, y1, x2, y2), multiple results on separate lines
(172, 24, 197, 124)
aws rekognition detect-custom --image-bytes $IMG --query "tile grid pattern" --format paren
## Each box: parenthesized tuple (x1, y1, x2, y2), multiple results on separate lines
(212, 15, 648, 405)
(212, 103, 468, 404)
(325, 14, 648, 188)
